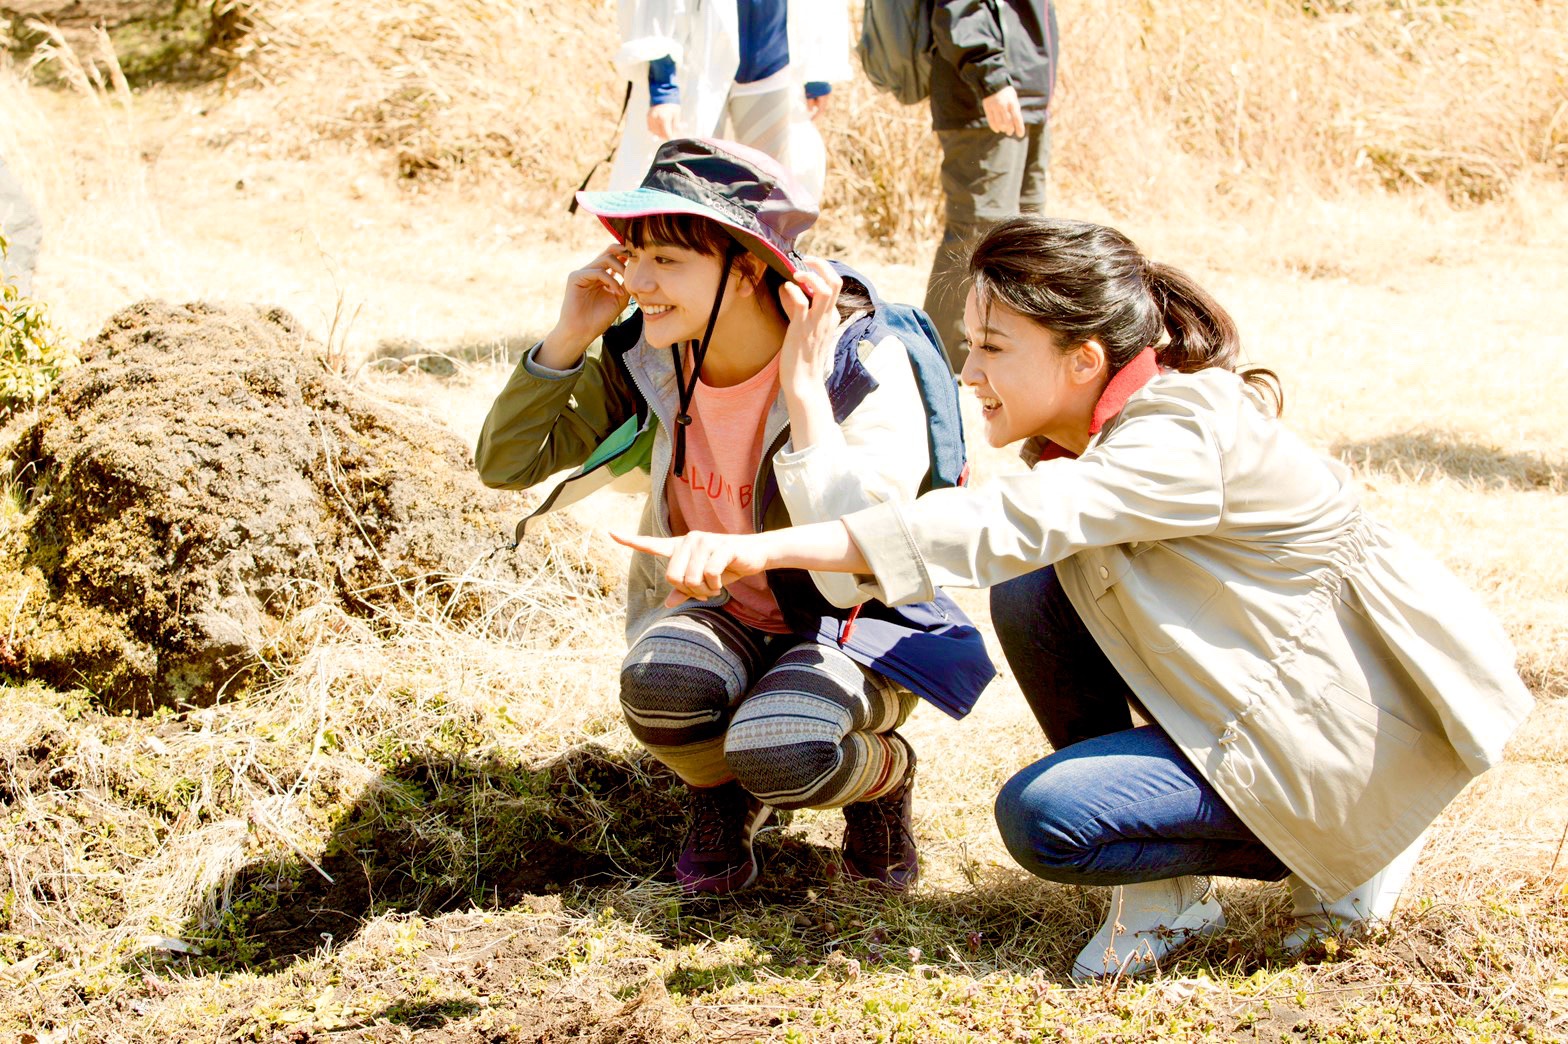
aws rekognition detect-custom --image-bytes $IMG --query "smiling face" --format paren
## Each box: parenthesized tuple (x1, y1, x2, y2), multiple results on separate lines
(959, 288, 1107, 453)
(620, 241, 737, 349)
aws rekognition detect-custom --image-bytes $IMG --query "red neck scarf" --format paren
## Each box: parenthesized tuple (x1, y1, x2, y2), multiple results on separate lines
(1025, 347, 1160, 464)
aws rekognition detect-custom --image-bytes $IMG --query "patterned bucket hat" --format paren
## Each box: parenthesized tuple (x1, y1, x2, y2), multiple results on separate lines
(574, 137, 818, 278)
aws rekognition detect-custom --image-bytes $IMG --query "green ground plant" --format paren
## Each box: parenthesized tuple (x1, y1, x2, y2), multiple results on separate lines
(0, 231, 77, 422)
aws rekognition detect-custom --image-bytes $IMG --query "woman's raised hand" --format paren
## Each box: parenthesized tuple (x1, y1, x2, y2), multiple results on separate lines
(612, 529, 772, 605)
(538, 244, 632, 369)
(778, 257, 843, 394)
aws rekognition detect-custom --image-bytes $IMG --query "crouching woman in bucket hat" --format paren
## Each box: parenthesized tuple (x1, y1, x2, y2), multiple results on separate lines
(615, 216, 1534, 972)
(476, 138, 994, 895)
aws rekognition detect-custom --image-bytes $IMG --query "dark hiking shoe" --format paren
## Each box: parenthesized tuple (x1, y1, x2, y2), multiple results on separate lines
(841, 763, 919, 892)
(675, 780, 773, 896)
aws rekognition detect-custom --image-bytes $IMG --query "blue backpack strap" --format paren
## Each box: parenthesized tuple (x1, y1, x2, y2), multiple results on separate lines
(830, 262, 969, 493)
(877, 302, 968, 492)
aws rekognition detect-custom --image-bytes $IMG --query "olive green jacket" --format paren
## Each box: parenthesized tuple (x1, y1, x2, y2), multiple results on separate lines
(474, 307, 998, 718)
(839, 369, 1533, 897)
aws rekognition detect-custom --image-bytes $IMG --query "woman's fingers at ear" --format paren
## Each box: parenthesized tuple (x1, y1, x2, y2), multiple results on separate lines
(791, 259, 841, 322)
(779, 280, 809, 322)
(804, 256, 841, 288)
(799, 258, 841, 298)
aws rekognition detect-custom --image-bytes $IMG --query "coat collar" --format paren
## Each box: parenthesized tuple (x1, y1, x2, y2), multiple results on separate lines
(1091, 346, 1160, 433)
(1023, 346, 1160, 464)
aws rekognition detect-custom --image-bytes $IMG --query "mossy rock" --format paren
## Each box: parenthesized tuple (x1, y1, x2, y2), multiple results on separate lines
(0, 300, 604, 712)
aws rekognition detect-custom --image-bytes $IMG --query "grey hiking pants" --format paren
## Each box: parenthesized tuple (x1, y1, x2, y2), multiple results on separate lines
(923, 122, 1051, 372)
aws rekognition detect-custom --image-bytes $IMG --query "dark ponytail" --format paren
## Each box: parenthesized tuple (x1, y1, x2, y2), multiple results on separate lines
(969, 218, 1283, 415)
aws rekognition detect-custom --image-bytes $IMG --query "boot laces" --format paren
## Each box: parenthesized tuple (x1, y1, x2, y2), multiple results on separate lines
(687, 785, 742, 853)
(845, 779, 911, 861)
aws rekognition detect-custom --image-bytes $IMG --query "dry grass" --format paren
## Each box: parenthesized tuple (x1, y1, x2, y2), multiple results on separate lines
(22, 0, 1548, 252)
(1041, 0, 1568, 209)
(0, 3, 1566, 1041)
(0, 548, 632, 950)
(176, 0, 1568, 250)
(229, 0, 624, 182)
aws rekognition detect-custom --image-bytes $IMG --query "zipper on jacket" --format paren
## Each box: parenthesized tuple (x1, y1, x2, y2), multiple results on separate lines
(754, 422, 792, 533)
(621, 341, 680, 539)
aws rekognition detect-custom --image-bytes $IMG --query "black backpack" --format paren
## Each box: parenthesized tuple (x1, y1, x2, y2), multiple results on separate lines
(857, 0, 934, 105)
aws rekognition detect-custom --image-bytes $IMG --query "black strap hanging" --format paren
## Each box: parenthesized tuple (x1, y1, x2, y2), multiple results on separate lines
(671, 244, 739, 478)
(567, 81, 634, 214)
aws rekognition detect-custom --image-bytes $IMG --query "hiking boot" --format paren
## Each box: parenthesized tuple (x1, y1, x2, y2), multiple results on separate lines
(1071, 875, 1226, 982)
(1282, 830, 1429, 953)
(675, 780, 773, 896)
(841, 762, 919, 892)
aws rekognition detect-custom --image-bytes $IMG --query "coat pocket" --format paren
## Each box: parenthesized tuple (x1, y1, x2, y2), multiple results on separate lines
(1099, 542, 1222, 654)
(1315, 681, 1420, 749)
(1244, 676, 1433, 861)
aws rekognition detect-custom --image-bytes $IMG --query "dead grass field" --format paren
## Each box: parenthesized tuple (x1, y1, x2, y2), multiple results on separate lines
(2, 2, 1567, 1041)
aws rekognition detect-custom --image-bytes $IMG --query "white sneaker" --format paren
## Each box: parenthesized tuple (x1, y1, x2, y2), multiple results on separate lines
(1282, 830, 1429, 952)
(1070, 875, 1226, 982)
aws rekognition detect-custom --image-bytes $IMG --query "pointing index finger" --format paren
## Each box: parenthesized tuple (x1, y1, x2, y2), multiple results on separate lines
(611, 531, 673, 557)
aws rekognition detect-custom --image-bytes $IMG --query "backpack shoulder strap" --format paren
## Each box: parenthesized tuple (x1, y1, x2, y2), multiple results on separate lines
(830, 262, 968, 493)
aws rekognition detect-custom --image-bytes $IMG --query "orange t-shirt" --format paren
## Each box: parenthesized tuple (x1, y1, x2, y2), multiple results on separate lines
(666, 351, 789, 633)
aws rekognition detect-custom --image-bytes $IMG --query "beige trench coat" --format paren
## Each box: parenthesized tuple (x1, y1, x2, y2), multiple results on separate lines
(839, 369, 1534, 897)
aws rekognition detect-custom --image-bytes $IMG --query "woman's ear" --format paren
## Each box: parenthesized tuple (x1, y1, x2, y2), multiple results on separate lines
(731, 255, 767, 298)
(1070, 339, 1109, 386)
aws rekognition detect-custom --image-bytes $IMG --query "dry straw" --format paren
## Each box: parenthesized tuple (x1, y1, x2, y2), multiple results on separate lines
(220, 0, 1566, 249)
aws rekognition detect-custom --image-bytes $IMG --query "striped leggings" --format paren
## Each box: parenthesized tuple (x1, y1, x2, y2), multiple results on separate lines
(620, 605, 918, 809)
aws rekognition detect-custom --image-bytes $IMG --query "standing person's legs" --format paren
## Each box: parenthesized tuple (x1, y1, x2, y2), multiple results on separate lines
(924, 128, 1028, 372)
(619, 605, 783, 894)
(607, 77, 663, 192)
(723, 86, 796, 170)
(989, 565, 1137, 751)
(724, 641, 923, 888)
(1018, 120, 1051, 216)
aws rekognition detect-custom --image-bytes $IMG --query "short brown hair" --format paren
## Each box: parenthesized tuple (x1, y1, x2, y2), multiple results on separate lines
(613, 213, 735, 257)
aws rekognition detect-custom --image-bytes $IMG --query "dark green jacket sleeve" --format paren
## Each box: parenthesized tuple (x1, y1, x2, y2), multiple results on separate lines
(473, 341, 641, 490)
(932, 0, 1011, 101)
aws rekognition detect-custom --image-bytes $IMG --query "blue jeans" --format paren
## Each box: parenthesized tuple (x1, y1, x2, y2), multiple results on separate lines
(990, 567, 1290, 886)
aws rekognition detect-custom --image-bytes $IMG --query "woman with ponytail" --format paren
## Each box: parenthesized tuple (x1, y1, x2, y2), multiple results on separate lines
(618, 216, 1533, 979)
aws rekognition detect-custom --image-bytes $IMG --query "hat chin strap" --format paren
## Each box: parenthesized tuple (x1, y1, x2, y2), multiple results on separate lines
(671, 243, 739, 479)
